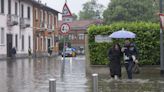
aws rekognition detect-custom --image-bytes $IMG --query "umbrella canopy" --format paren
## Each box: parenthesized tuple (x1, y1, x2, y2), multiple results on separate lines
(109, 28, 136, 38)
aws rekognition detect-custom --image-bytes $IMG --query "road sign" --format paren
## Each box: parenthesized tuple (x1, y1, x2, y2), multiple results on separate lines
(60, 23, 70, 34)
(62, 3, 72, 17)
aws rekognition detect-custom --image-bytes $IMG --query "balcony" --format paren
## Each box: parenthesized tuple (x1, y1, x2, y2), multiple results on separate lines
(52, 25, 55, 32)
(40, 21, 44, 31)
(48, 24, 52, 32)
(7, 14, 18, 26)
(20, 18, 30, 29)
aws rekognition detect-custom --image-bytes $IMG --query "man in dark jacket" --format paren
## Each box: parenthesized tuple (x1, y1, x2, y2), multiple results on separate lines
(122, 39, 138, 79)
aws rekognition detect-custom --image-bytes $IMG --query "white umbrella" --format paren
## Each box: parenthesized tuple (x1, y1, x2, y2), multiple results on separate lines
(109, 28, 136, 38)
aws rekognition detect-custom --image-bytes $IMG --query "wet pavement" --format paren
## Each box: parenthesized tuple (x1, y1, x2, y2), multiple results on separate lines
(0, 56, 164, 92)
(0, 56, 88, 92)
(88, 65, 164, 92)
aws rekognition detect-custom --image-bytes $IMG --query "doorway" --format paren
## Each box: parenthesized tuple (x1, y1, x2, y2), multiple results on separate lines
(7, 34, 13, 57)
(47, 39, 50, 48)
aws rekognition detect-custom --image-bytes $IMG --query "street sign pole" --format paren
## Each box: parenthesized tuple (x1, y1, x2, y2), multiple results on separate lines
(160, 0, 164, 75)
(61, 2, 72, 77)
(60, 23, 70, 77)
(61, 35, 66, 77)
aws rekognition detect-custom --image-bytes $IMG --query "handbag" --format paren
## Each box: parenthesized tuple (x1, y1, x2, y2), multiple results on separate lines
(132, 62, 140, 74)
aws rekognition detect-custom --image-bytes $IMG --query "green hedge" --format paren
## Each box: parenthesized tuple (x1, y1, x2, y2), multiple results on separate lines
(88, 22, 160, 65)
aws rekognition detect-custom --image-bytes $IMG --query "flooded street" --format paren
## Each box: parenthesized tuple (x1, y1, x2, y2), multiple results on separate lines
(0, 56, 88, 92)
(0, 56, 164, 92)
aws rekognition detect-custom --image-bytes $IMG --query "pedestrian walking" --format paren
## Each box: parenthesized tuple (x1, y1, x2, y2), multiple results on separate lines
(11, 47, 16, 58)
(28, 48, 32, 56)
(108, 43, 122, 79)
(122, 39, 138, 79)
(48, 47, 52, 56)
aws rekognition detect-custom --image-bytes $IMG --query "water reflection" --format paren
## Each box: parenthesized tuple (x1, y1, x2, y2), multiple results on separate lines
(0, 56, 88, 92)
(0, 56, 163, 92)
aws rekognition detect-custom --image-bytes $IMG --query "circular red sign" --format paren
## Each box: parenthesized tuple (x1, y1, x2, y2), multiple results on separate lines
(60, 23, 70, 34)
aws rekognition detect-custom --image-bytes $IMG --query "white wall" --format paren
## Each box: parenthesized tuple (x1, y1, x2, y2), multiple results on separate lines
(0, 0, 33, 57)
(0, 14, 7, 55)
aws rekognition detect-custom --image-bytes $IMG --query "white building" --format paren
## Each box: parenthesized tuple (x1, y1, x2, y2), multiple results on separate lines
(0, 0, 33, 58)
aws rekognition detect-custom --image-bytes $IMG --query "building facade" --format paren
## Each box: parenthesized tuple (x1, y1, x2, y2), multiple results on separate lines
(0, 0, 33, 58)
(0, 0, 59, 59)
(58, 19, 103, 54)
(32, 1, 59, 57)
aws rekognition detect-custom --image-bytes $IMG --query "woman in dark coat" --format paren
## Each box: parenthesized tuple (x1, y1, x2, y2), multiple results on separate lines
(108, 43, 122, 79)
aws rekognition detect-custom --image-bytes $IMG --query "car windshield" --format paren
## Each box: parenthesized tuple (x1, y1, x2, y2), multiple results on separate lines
(66, 48, 72, 51)
(65, 48, 72, 53)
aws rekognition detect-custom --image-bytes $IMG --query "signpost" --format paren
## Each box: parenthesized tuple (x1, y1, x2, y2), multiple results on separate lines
(60, 23, 70, 77)
(61, 2, 72, 77)
(60, 23, 70, 34)
(95, 35, 112, 43)
(62, 3, 72, 17)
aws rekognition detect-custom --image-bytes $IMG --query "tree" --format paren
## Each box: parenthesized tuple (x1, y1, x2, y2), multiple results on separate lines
(79, 0, 104, 20)
(72, 13, 78, 20)
(103, 0, 159, 24)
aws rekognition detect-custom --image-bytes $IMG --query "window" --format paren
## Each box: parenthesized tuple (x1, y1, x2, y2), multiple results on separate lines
(68, 34, 74, 40)
(35, 8, 38, 20)
(49, 14, 51, 24)
(0, 28, 4, 45)
(21, 4, 24, 18)
(78, 34, 84, 40)
(0, 0, 4, 13)
(44, 11, 46, 22)
(40, 10, 43, 22)
(41, 37, 43, 51)
(28, 36, 31, 49)
(22, 35, 24, 51)
(15, 34, 18, 49)
(36, 37, 38, 51)
(27, 6, 30, 19)
(8, 0, 11, 14)
(52, 15, 54, 24)
(15, 2, 18, 15)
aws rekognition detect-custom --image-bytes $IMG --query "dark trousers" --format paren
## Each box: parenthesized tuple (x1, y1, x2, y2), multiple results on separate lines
(125, 61, 134, 79)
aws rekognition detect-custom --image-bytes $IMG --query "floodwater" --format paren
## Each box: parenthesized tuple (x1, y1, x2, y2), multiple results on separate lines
(0, 56, 163, 92)
(0, 56, 88, 92)
(88, 65, 164, 92)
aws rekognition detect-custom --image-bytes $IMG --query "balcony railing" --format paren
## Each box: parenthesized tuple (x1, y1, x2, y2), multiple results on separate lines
(7, 14, 18, 26)
(48, 24, 52, 32)
(20, 18, 30, 29)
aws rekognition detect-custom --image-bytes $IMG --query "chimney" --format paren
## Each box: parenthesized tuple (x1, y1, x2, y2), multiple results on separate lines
(45, 3, 47, 6)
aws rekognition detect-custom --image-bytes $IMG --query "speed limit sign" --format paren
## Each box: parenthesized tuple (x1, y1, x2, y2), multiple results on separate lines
(60, 23, 70, 34)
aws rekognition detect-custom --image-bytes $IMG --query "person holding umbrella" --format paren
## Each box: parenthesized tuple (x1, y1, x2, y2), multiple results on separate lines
(122, 39, 138, 79)
(108, 43, 122, 79)
(109, 28, 138, 79)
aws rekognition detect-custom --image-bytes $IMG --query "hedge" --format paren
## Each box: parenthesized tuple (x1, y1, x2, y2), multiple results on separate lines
(88, 22, 160, 65)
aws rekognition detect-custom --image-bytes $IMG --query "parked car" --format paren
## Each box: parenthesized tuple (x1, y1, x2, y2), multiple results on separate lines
(61, 48, 76, 57)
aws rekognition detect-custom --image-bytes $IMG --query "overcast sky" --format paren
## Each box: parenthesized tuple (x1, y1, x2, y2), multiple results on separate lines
(41, 0, 110, 20)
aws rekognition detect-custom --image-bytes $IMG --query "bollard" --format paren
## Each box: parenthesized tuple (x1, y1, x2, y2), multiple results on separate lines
(49, 79, 56, 92)
(92, 73, 98, 92)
